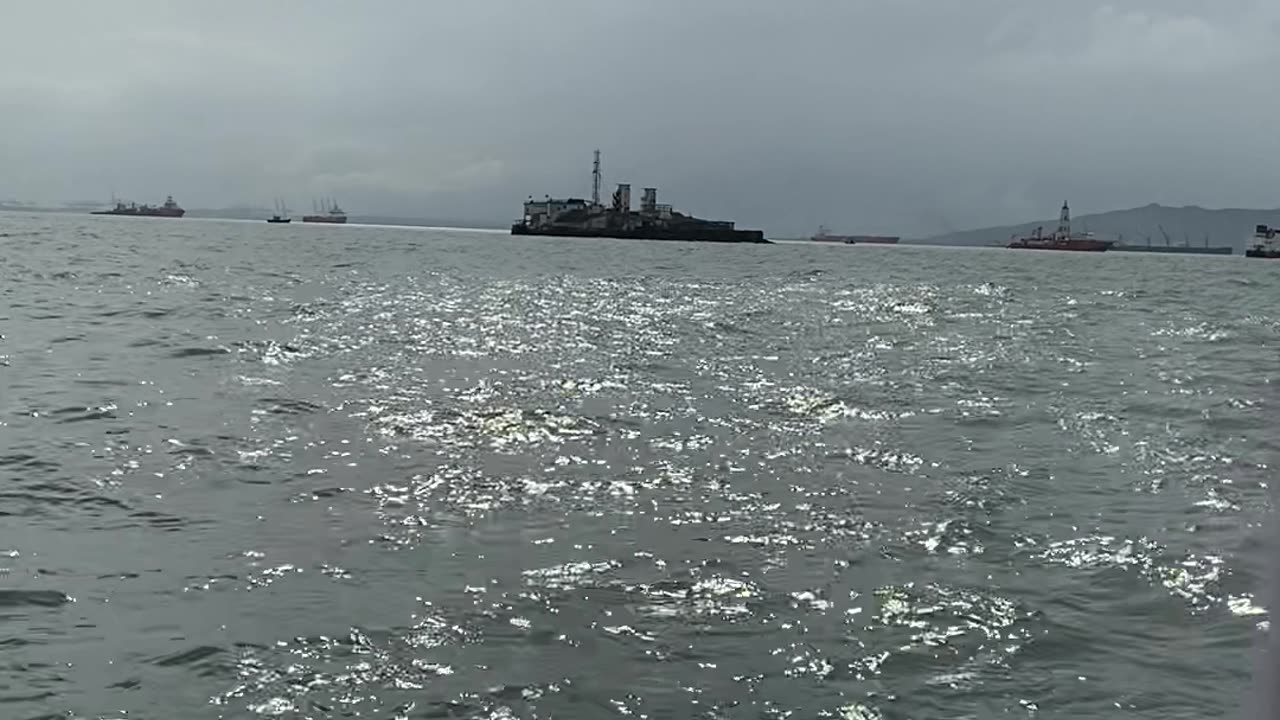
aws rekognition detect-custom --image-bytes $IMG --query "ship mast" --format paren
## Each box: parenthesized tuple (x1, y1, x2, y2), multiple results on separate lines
(1057, 201, 1070, 239)
(591, 149, 602, 206)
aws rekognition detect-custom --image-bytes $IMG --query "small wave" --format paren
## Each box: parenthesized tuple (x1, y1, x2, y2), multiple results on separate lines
(150, 644, 224, 667)
(169, 346, 232, 358)
(0, 590, 71, 608)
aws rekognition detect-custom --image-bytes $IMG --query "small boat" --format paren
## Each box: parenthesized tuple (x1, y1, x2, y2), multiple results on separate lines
(267, 198, 291, 224)
(1008, 202, 1112, 252)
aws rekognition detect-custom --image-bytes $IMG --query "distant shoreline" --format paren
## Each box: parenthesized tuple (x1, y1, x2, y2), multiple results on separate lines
(6, 202, 1278, 251)
(0, 205, 507, 232)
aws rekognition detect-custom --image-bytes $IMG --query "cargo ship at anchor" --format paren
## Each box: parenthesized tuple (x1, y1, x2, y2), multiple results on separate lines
(1112, 225, 1232, 255)
(1112, 241, 1233, 255)
(809, 226, 900, 245)
(1245, 224, 1280, 258)
(91, 195, 185, 218)
(810, 225, 855, 243)
(1007, 202, 1112, 252)
(512, 150, 767, 244)
(302, 198, 347, 224)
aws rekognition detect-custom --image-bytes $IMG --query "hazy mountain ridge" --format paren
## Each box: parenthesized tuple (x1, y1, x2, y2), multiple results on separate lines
(914, 204, 1280, 251)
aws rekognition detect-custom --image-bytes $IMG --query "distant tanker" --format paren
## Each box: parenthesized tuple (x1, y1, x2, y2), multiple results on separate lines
(809, 226, 899, 244)
(91, 195, 185, 218)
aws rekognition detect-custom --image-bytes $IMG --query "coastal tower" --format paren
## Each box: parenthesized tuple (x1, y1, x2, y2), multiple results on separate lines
(592, 149, 602, 206)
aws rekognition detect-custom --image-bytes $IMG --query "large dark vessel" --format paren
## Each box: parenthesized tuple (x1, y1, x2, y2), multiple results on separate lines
(91, 195, 185, 218)
(512, 151, 767, 244)
(302, 198, 347, 224)
(1245, 224, 1280, 258)
(1007, 202, 1112, 252)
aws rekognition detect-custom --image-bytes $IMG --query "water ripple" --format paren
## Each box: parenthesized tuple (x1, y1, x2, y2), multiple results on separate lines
(0, 216, 1272, 719)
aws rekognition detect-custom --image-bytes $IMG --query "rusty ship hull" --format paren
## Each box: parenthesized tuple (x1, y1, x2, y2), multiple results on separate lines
(1008, 238, 1112, 252)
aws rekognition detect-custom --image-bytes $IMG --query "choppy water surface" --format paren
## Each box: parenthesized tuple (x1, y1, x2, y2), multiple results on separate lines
(1, 213, 1276, 719)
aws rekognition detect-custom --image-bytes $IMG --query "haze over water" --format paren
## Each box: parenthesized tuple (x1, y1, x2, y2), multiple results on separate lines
(1, 213, 1275, 719)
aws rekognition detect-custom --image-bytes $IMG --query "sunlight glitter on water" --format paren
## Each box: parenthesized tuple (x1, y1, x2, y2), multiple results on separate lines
(0, 218, 1273, 719)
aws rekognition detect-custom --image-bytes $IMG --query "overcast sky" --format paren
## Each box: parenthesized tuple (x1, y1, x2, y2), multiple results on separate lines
(3, 0, 1280, 236)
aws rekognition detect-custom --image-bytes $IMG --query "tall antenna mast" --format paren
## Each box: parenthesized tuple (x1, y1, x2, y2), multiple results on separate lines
(592, 149, 602, 206)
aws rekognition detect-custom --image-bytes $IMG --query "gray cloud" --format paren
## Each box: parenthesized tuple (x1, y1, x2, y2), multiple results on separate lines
(3, 0, 1279, 235)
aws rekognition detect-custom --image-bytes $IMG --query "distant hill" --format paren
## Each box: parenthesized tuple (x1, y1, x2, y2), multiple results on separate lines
(914, 204, 1280, 252)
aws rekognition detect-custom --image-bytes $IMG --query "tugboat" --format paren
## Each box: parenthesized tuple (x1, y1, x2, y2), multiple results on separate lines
(1007, 201, 1112, 252)
(1245, 224, 1280, 258)
(302, 198, 347, 224)
(267, 199, 291, 224)
(91, 195, 185, 218)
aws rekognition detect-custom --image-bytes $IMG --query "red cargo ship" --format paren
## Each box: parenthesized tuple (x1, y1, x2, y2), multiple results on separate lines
(91, 195, 185, 218)
(1007, 202, 1112, 252)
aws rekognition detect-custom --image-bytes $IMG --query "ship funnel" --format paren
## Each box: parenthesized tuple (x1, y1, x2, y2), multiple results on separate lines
(641, 188, 657, 214)
(613, 183, 631, 213)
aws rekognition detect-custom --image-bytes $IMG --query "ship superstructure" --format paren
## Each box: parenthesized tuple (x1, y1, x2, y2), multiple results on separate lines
(1246, 224, 1280, 258)
(811, 225, 854, 243)
(1007, 201, 1112, 252)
